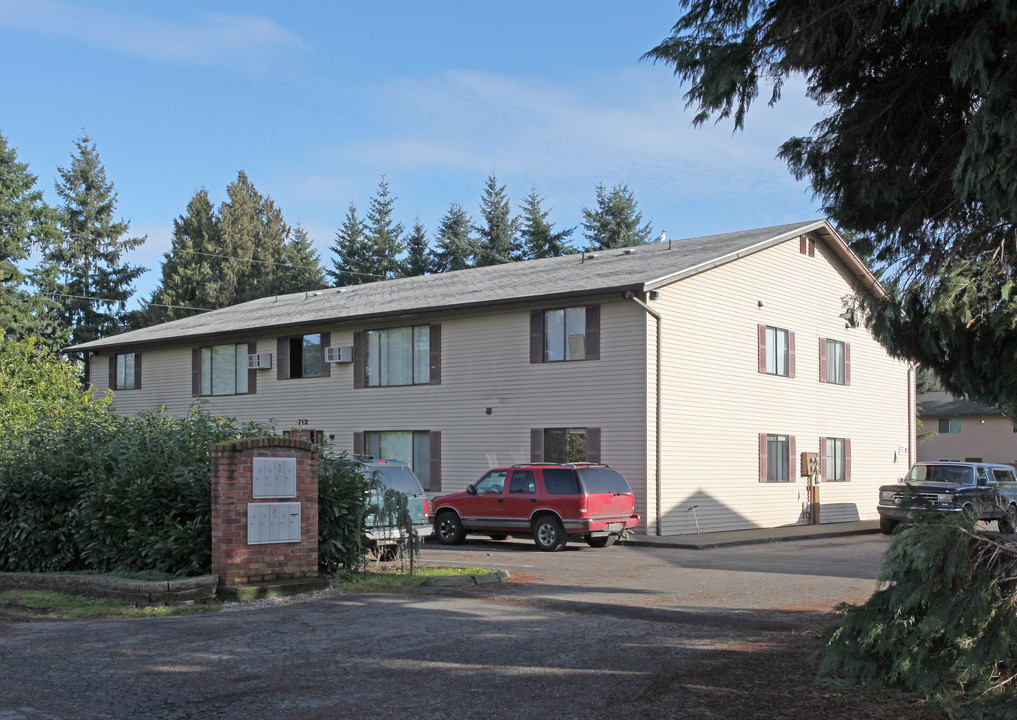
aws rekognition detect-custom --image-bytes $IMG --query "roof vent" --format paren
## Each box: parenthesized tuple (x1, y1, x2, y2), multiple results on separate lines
(586, 253, 600, 260)
(622, 248, 635, 255)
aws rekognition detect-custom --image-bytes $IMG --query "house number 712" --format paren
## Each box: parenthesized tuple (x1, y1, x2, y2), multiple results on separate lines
(296, 419, 309, 426)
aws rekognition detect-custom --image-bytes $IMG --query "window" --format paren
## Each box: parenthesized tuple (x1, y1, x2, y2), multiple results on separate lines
(757, 325, 794, 377)
(196, 343, 251, 396)
(824, 437, 848, 482)
(758, 433, 795, 483)
(938, 418, 961, 434)
(109, 352, 141, 390)
(290, 333, 322, 378)
(530, 306, 600, 363)
(531, 426, 602, 464)
(474, 470, 507, 494)
(356, 325, 437, 387)
(543, 468, 580, 494)
(509, 470, 536, 494)
(821, 339, 849, 385)
(361, 430, 435, 490)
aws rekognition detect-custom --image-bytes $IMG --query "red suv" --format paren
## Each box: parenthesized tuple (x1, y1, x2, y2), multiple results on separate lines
(430, 463, 640, 551)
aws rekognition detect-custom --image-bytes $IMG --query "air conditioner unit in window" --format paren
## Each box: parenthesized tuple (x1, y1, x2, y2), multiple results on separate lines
(247, 353, 273, 369)
(325, 345, 354, 363)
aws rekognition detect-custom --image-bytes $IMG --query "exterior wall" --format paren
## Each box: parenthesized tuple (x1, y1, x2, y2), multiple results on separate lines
(91, 296, 652, 529)
(918, 416, 1017, 466)
(651, 237, 913, 534)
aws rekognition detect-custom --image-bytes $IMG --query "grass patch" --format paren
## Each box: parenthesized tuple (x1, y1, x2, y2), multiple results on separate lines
(331, 566, 494, 594)
(0, 590, 215, 620)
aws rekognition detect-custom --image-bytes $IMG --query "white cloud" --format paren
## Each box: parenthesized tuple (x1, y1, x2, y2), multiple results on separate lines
(0, 0, 307, 70)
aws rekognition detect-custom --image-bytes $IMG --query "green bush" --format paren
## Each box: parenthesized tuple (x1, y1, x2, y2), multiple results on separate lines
(317, 451, 373, 574)
(0, 406, 271, 576)
(820, 515, 1017, 717)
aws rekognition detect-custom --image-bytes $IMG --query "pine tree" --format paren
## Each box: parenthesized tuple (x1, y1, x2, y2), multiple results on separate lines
(216, 171, 289, 305)
(474, 172, 519, 266)
(45, 134, 146, 346)
(276, 224, 326, 294)
(364, 176, 404, 280)
(0, 132, 63, 344)
(143, 188, 220, 325)
(581, 182, 653, 250)
(431, 202, 476, 273)
(328, 203, 376, 286)
(517, 188, 575, 259)
(404, 219, 431, 277)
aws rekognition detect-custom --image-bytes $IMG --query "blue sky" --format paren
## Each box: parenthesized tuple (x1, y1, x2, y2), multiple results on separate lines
(1, 1, 823, 304)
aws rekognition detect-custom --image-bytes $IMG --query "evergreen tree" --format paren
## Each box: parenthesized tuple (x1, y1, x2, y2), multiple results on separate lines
(431, 202, 476, 273)
(581, 182, 653, 250)
(45, 135, 145, 346)
(404, 219, 431, 277)
(644, 0, 1017, 416)
(276, 224, 326, 294)
(364, 176, 404, 280)
(143, 188, 220, 325)
(328, 203, 376, 286)
(0, 132, 63, 344)
(517, 188, 575, 259)
(216, 170, 289, 305)
(474, 172, 519, 266)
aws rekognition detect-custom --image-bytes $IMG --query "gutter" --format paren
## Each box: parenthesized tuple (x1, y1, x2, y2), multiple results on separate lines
(625, 290, 662, 536)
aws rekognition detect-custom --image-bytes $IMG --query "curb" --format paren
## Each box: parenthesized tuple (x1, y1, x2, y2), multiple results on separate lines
(420, 569, 510, 587)
(0, 572, 218, 606)
(622, 525, 881, 550)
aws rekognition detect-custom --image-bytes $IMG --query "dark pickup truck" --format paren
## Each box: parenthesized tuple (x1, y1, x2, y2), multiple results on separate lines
(877, 461, 1017, 535)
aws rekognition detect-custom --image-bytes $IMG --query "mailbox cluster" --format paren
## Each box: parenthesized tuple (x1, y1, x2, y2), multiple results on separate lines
(248, 457, 301, 544)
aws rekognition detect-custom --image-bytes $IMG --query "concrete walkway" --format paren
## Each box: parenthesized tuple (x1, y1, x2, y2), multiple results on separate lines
(623, 519, 881, 550)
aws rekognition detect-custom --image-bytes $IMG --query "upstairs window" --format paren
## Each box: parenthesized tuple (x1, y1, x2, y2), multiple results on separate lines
(531, 426, 602, 464)
(110, 352, 141, 390)
(290, 333, 322, 378)
(195, 343, 253, 396)
(354, 325, 439, 388)
(820, 338, 850, 385)
(938, 418, 961, 434)
(530, 306, 600, 363)
(758, 325, 795, 377)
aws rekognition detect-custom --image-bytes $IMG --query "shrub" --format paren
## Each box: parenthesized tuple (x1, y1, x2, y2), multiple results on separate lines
(317, 451, 373, 574)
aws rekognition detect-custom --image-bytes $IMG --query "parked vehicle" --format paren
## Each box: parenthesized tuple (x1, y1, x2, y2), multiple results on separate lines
(430, 463, 640, 551)
(360, 459, 431, 559)
(877, 461, 1017, 535)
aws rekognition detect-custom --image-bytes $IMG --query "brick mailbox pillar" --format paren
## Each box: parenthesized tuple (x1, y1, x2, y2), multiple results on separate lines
(211, 437, 319, 586)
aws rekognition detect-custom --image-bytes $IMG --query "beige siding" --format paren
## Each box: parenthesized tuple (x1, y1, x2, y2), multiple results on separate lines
(918, 416, 1017, 466)
(652, 237, 912, 533)
(92, 297, 651, 527)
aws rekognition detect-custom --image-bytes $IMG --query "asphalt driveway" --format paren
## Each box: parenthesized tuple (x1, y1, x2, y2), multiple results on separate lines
(0, 535, 890, 720)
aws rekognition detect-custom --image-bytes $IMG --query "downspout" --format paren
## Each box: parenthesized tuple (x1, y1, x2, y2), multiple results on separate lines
(908, 362, 916, 467)
(625, 290, 662, 536)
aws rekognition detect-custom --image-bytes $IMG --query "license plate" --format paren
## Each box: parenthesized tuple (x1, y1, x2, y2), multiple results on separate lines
(608, 523, 623, 532)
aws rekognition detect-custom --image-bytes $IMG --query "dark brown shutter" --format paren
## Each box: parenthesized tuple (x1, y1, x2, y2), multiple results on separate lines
(845, 439, 852, 482)
(819, 437, 827, 480)
(585, 305, 600, 360)
(844, 343, 851, 386)
(429, 324, 441, 385)
(353, 431, 364, 456)
(247, 342, 257, 394)
(429, 431, 442, 492)
(320, 332, 331, 378)
(276, 337, 288, 380)
(353, 331, 365, 388)
(800, 237, 808, 255)
(585, 427, 601, 464)
(819, 338, 827, 383)
(808, 239, 815, 257)
(789, 436, 797, 482)
(134, 352, 142, 390)
(530, 311, 544, 364)
(531, 429, 544, 463)
(759, 433, 768, 482)
(108, 355, 116, 390)
(757, 324, 767, 373)
(83, 353, 91, 386)
(788, 331, 796, 378)
(191, 348, 200, 396)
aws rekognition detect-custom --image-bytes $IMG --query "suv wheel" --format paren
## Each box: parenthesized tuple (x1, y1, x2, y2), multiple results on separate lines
(532, 515, 567, 552)
(999, 504, 1017, 534)
(586, 535, 617, 548)
(435, 512, 466, 545)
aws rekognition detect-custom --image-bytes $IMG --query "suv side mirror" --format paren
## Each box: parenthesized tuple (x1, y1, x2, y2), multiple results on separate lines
(466, 484, 477, 495)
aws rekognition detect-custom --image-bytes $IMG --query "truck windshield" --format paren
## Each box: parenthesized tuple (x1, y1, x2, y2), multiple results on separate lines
(576, 468, 632, 494)
(366, 465, 424, 494)
(907, 465, 975, 485)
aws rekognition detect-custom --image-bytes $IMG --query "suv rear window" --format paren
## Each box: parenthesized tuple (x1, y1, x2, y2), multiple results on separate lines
(364, 465, 424, 494)
(577, 468, 632, 494)
(542, 468, 580, 494)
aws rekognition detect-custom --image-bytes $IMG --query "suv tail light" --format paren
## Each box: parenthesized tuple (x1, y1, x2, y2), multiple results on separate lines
(424, 498, 430, 516)
(579, 494, 589, 517)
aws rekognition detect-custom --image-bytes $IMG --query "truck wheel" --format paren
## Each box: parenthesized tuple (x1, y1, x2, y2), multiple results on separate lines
(586, 535, 617, 548)
(879, 516, 899, 535)
(532, 516, 567, 551)
(998, 505, 1017, 534)
(435, 512, 466, 545)
(372, 544, 400, 562)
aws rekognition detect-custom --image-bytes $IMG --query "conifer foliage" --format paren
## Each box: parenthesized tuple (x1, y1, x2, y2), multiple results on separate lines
(431, 202, 476, 273)
(474, 172, 520, 266)
(581, 181, 652, 250)
(517, 187, 575, 259)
